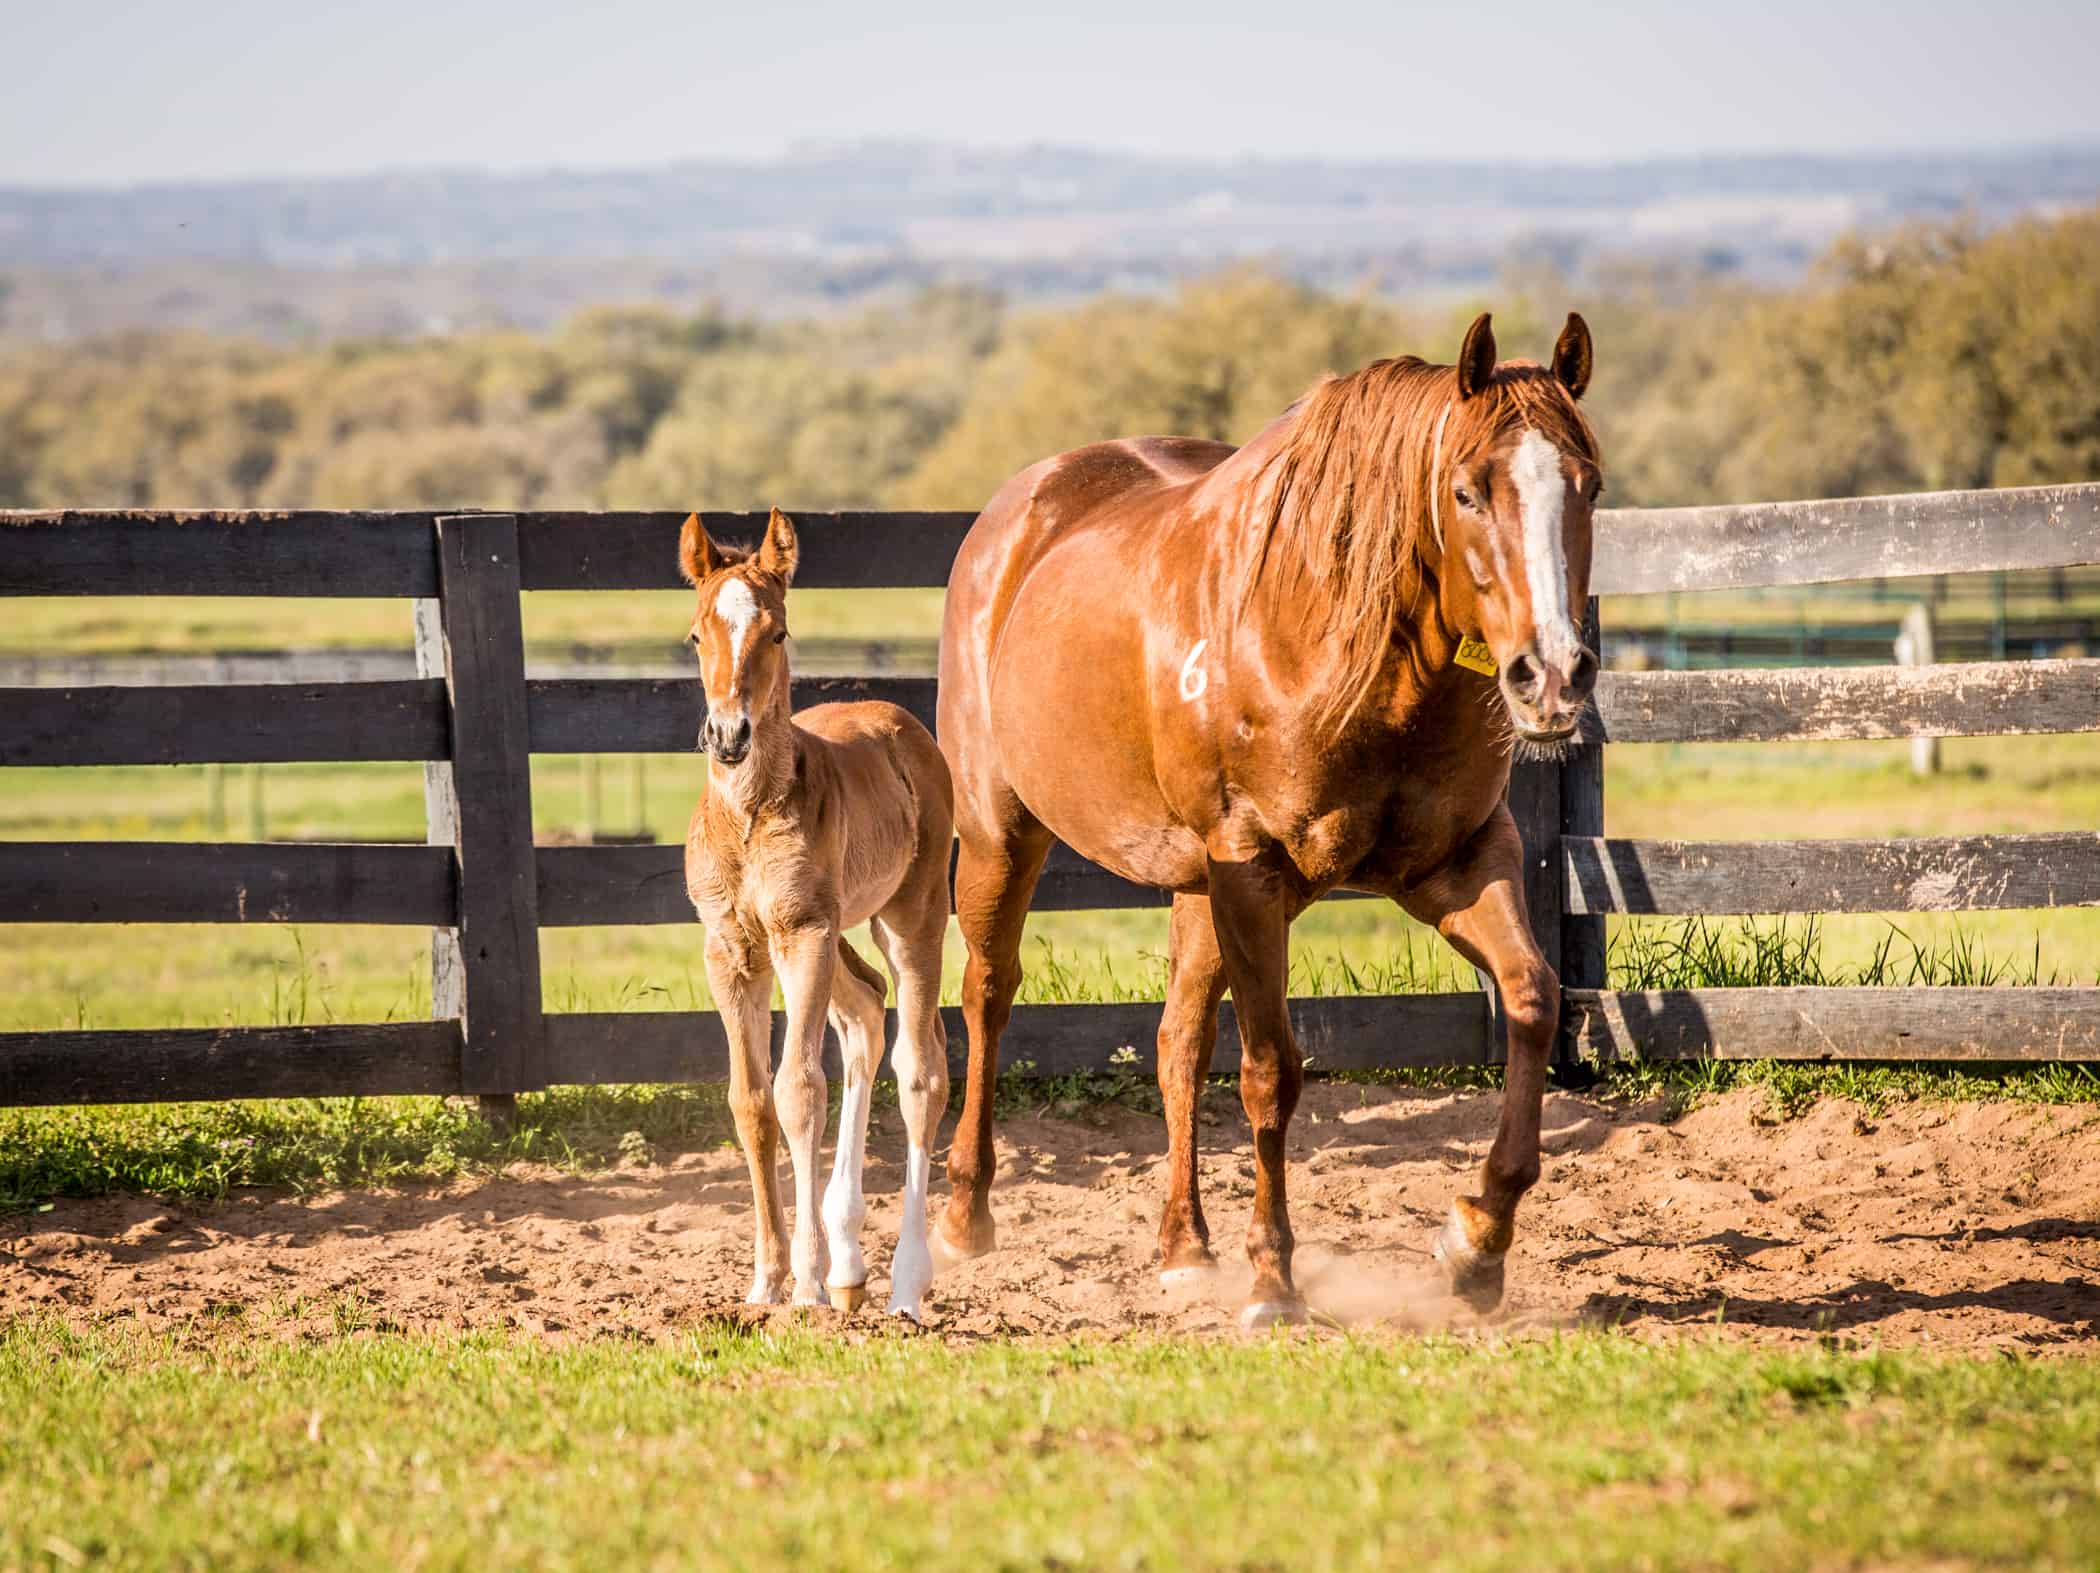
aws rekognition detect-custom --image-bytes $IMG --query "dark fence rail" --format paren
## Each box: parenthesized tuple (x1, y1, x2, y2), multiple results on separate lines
(5, 482, 2100, 1107)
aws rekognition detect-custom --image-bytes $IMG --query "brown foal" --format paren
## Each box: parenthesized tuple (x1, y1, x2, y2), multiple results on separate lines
(681, 509, 954, 1319)
(935, 313, 1603, 1325)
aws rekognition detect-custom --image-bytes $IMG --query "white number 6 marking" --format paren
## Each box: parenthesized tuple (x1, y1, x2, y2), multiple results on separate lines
(1179, 639, 1209, 702)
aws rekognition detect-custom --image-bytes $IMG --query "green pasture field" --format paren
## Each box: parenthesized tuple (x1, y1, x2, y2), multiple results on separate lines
(5, 1319, 2099, 1573)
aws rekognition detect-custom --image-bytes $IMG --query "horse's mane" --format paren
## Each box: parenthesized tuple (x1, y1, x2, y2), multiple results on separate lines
(1247, 355, 1600, 729)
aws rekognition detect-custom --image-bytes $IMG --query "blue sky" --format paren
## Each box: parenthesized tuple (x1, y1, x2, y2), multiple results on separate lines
(6, 0, 2097, 185)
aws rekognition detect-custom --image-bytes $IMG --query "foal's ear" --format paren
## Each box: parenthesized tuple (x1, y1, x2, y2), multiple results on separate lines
(1552, 312, 1594, 401)
(1456, 312, 1497, 400)
(677, 512, 720, 585)
(758, 507, 800, 584)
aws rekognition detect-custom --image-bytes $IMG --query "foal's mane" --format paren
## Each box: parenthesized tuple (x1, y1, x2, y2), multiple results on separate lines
(1248, 355, 1599, 728)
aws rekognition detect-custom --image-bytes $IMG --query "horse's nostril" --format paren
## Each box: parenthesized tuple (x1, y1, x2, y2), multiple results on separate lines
(1504, 651, 1542, 699)
(1566, 647, 1599, 700)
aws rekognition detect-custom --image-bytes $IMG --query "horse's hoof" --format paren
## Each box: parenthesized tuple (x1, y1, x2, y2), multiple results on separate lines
(1239, 1298, 1309, 1332)
(746, 1274, 788, 1307)
(887, 1299, 926, 1326)
(790, 1283, 832, 1310)
(1433, 1206, 1508, 1315)
(827, 1281, 869, 1316)
(933, 1211, 995, 1268)
(1160, 1263, 1219, 1289)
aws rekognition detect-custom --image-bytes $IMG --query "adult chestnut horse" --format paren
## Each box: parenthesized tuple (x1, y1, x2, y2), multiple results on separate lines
(936, 313, 1602, 1325)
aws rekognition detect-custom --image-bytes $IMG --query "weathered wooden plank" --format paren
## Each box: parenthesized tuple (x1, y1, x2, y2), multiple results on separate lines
(0, 680, 451, 766)
(1591, 659, 2100, 745)
(0, 1022, 462, 1105)
(1565, 987, 2100, 1063)
(541, 991, 1491, 1086)
(514, 510, 976, 591)
(1564, 833, 2100, 916)
(1592, 482, 2100, 595)
(412, 598, 467, 1020)
(433, 515, 546, 1095)
(0, 841, 455, 925)
(0, 510, 438, 597)
(524, 674, 936, 754)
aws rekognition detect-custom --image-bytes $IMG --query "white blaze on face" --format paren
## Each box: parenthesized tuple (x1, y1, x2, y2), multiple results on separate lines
(1510, 429, 1581, 668)
(713, 576, 761, 696)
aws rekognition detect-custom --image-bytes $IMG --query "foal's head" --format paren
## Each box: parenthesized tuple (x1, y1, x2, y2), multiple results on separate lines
(678, 508, 798, 766)
(1430, 312, 1602, 746)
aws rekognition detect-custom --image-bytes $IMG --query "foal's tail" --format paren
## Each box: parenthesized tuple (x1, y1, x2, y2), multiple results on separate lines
(837, 935, 888, 1003)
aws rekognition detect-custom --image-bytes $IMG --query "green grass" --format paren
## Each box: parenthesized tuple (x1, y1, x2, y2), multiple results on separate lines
(5, 1320, 2099, 1572)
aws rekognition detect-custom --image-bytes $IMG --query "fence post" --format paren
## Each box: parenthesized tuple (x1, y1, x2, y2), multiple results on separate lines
(423, 514, 546, 1115)
(1894, 601, 1940, 777)
(1556, 597, 1608, 1082)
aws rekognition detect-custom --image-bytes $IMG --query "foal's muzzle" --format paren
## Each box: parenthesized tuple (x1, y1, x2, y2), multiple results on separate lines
(702, 712, 752, 764)
(1499, 641, 1599, 740)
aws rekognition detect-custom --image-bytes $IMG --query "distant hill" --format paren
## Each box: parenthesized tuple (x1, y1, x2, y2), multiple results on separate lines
(3, 141, 2095, 340)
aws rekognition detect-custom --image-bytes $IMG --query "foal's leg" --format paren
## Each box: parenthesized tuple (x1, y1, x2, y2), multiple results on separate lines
(1204, 853, 1305, 1328)
(940, 811, 1052, 1259)
(771, 922, 839, 1306)
(1392, 807, 1556, 1314)
(1157, 892, 1227, 1280)
(705, 933, 787, 1304)
(873, 904, 949, 1320)
(821, 937, 888, 1313)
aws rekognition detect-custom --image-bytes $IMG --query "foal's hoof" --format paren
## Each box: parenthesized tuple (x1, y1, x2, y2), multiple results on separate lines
(1433, 1205, 1508, 1315)
(1239, 1298, 1310, 1332)
(827, 1281, 869, 1316)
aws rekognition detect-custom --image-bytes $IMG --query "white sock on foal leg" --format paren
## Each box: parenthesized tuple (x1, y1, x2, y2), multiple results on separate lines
(822, 1057, 872, 1306)
(888, 1140, 934, 1320)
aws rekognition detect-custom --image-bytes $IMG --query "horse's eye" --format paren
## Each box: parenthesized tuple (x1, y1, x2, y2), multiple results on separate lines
(684, 631, 698, 648)
(1453, 486, 1475, 510)
(773, 630, 789, 645)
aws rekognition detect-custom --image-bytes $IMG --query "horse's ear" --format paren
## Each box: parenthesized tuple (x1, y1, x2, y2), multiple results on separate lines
(1552, 312, 1594, 401)
(1456, 312, 1497, 400)
(678, 512, 720, 585)
(758, 507, 799, 584)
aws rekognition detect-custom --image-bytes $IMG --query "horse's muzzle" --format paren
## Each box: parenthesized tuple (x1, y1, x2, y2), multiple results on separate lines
(701, 712, 752, 765)
(1499, 641, 1598, 741)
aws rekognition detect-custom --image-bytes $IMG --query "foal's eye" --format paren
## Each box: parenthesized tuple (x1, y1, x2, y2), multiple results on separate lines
(773, 630, 789, 645)
(684, 631, 698, 648)
(1452, 485, 1476, 510)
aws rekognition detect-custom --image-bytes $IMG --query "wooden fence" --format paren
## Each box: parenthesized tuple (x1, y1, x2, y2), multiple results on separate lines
(4, 481, 2100, 1107)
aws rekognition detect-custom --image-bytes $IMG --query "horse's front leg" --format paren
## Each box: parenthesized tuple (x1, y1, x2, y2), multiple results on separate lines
(1156, 891, 1226, 1280)
(1390, 806, 1558, 1314)
(1204, 851, 1305, 1328)
(705, 931, 788, 1305)
(770, 921, 839, 1306)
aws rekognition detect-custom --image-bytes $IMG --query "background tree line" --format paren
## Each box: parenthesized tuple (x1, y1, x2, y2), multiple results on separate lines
(2, 206, 2094, 516)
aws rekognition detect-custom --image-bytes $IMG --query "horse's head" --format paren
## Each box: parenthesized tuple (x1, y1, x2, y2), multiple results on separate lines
(1431, 312, 1602, 749)
(677, 508, 798, 767)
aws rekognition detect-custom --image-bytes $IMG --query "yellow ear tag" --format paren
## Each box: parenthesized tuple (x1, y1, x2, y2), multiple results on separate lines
(1454, 637, 1498, 676)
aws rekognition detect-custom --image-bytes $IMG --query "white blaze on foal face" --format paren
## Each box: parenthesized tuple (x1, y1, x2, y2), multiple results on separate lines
(714, 577, 761, 690)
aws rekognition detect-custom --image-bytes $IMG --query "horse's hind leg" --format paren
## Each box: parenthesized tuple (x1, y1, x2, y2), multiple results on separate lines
(941, 803, 1052, 1260)
(821, 936, 889, 1313)
(873, 898, 949, 1320)
(1157, 892, 1227, 1280)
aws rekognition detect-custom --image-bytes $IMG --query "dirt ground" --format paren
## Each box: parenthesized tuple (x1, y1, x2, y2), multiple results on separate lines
(7, 1086, 2099, 1350)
